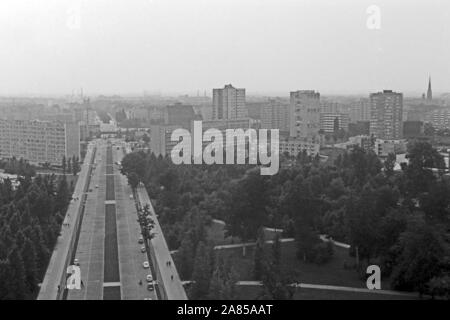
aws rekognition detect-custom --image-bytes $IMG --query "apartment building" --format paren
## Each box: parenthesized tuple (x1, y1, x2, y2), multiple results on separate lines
(369, 90, 403, 139)
(424, 109, 450, 129)
(279, 138, 320, 157)
(212, 84, 247, 120)
(289, 90, 321, 139)
(320, 112, 350, 133)
(261, 98, 289, 134)
(0, 119, 80, 166)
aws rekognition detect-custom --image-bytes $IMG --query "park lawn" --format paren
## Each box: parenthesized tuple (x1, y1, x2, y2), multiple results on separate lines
(217, 241, 391, 289)
(235, 285, 418, 300)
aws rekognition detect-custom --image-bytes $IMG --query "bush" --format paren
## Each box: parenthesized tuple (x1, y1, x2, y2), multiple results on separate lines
(311, 242, 334, 265)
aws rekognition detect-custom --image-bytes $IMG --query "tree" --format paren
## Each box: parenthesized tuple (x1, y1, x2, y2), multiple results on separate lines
(253, 228, 266, 280)
(391, 214, 446, 295)
(55, 176, 70, 214)
(272, 233, 282, 266)
(142, 133, 150, 144)
(405, 141, 445, 195)
(61, 156, 66, 174)
(127, 172, 140, 190)
(384, 153, 396, 176)
(21, 238, 38, 295)
(226, 169, 269, 243)
(177, 235, 195, 280)
(259, 261, 294, 300)
(72, 156, 79, 175)
(6, 247, 27, 299)
(67, 158, 72, 174)
(189, 242, 213, 299)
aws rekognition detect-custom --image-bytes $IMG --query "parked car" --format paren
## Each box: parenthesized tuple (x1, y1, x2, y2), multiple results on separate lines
(146, 274, 153, 282)
(147, 283, 154, 291)
(138, 236, 144, 244)
(141, 246, 146, 253)
(142, 261, 149, 269)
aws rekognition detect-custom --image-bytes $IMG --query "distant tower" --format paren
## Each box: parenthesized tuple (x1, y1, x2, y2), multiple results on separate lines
(427, 76, 432, 100)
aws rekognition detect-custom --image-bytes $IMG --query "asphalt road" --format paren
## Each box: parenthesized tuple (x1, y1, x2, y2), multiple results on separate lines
(67, 140, 156, 300)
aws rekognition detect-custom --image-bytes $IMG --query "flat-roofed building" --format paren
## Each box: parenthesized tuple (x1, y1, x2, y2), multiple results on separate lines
(212, 84, 247, 120)
(0, 119, 80, 165)
(279, 138, 320, 157)
(261, 98, 289, 134)
(320, 112, 350, 133)
(289, 90, 321, 139)
(369, 90, 403, 139)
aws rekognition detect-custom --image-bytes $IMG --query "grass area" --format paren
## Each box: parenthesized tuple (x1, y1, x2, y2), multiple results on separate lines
(218, 241, 375, 288)
(206, 219, 403, 299)
(235, 285, 418, 300)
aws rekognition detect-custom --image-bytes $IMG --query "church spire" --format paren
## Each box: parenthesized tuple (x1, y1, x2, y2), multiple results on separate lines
(427, 76, 432, 100)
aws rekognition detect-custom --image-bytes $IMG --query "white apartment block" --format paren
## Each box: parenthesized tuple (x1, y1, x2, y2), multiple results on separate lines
(0, 120, 80, 166)
(261, 98, 289, 133)
(424, 109, 450, 129)
(370, 90, 403, 140)
(289, 90, 321, 139)
(320, 113, 350, 133)
(279, 138, 320, 157)
(212, 84, 247, 120)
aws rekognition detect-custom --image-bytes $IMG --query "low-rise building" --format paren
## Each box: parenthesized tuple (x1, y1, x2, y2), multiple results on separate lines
(279, 138, 320, 157)
(374, 139, 407, 158)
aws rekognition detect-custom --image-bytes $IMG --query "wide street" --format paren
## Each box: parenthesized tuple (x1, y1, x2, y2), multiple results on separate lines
(67, 139, 156, 300)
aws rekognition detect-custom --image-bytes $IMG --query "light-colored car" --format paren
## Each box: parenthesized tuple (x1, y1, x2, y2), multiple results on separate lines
(138, 236, 144, 244)
(141, 246, 146, 253)
(147, 283, 154, 291)
(74, 258, 79, 266)
(129, 195, 133, 200)
(143, 261, 150, 269)
(146, 274, 153, 282)
(144, 298, 152, 300)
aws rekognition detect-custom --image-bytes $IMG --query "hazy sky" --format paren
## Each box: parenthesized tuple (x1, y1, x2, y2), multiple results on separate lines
(0, 0, 449, 96)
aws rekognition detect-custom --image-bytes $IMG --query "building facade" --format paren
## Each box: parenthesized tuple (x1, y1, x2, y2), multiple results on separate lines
(320, 112, 350, 133)
(279, 138, 320, 157)
(369, 90, 403, 139)
(349, 98, 371, 123)
(289, 90, 321, 139)
(149, 124, 182, 157)
(261, 98, 289, 134)
(212, 84, 247, 120)
(164, 103, 197, 129)
(424, 109, 450, 129)
(0, 119, 80, 166)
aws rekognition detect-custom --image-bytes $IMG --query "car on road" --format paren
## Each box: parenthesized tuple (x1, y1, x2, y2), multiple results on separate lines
(95, 185, 99, 188)
(146, 274, 153, 282)
(138, 236, 144, 244)
(147, 283, 154, 291)
(144, 297, 152, 300)
(74, 258, 79, 266)
(143, 261, 150, 269)
(141, 246, 146, 253)
(129, 195, 133, 200)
